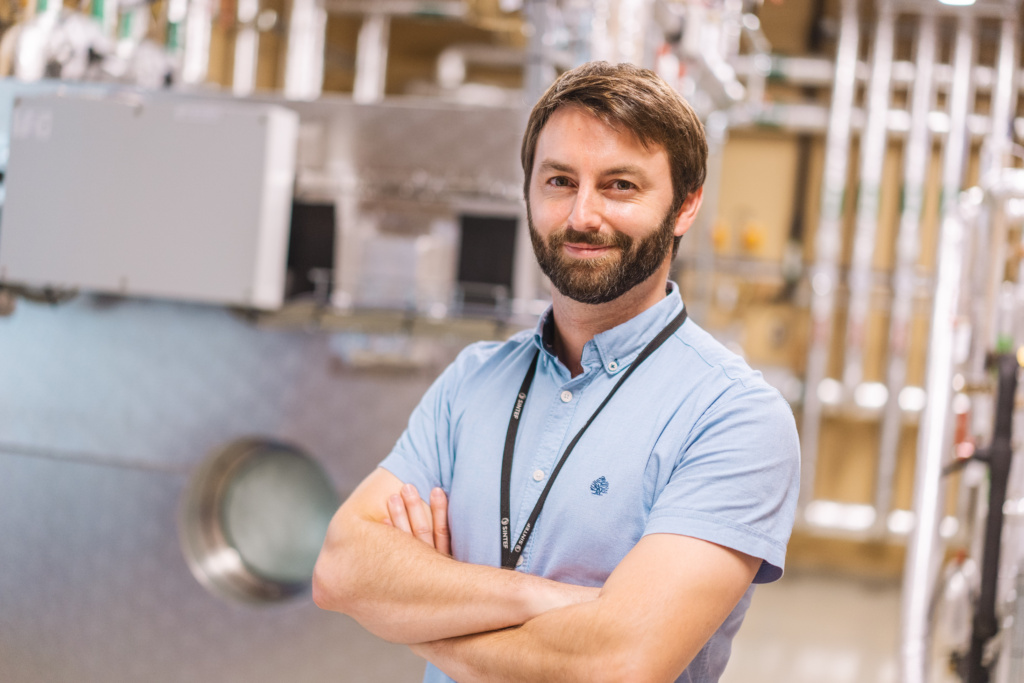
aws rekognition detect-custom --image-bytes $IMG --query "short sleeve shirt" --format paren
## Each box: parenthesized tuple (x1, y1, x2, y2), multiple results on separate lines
(380, 283, 801, 683)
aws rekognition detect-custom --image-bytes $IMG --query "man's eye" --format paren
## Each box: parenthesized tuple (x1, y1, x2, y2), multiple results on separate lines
(612, 180, 635, 191)
(550, 176, 571, 187)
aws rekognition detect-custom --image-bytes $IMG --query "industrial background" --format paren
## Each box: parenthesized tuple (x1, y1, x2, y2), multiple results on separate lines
(1, 0, 1023, 682)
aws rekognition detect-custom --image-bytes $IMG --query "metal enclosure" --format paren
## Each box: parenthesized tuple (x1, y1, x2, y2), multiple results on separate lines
(0, 296, 450, 682)
(0, 93, 298, 310)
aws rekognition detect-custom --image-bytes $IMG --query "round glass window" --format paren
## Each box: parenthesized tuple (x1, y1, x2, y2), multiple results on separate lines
(180, 439, 340, 603)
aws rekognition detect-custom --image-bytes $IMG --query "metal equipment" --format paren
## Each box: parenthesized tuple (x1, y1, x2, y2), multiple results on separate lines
(0, 92, 299, 310)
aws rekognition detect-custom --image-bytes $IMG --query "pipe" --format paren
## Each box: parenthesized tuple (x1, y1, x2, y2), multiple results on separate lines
(616, 0, 652, 68)
(165, 0, 187, 65)
(435, 44, 524, 90)
(322, 0, 464, 15)
(737, 13, 770, 113)
(523, 0, 556, 112)
(799, 0, 858, 509)
(778, 134, 813, 302)
(36, 0, 60, 16)
(735, 101, 1021, 140)
(283, 0, 326, 100)
(232, 0, 260, 96)
(682, 110, 728, 323)
(182, 0, 213, 85)
(732, 55, 1024, 97)
(352, 13, 390, 103)
(589, 0, 613, 64)
(91, 0, 120, 38)
(1009, 568, 1024, 683)
(842, 0, 895, 393)
(900, 13, 975, 683)
(971, 9, 1019, 376)
(874, 12, 937, 535)
(962, 354, 1018, 683)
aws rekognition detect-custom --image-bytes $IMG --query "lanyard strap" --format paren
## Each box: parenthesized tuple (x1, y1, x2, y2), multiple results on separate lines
(499, 306, 688, 569)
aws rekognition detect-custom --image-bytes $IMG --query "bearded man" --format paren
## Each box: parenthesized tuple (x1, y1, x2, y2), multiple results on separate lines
(312, 61, 800, 683)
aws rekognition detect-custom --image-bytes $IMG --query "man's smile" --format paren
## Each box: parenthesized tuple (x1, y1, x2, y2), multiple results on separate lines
(562, 242, 617, 258)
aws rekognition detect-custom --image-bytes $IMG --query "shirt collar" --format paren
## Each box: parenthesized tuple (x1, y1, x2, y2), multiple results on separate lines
(531, 281, 686, 375)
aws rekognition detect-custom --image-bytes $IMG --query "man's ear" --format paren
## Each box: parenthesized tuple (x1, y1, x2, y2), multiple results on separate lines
(672, 188, 704, 238)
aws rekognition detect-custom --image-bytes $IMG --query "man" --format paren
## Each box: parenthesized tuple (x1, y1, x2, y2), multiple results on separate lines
(313, 61, 800, 683)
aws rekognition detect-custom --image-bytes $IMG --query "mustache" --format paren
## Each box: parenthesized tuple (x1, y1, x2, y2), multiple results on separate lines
(548, 228, 633, 250)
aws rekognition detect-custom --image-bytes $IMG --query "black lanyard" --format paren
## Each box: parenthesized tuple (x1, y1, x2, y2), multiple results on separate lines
(499, 306, 688, 569)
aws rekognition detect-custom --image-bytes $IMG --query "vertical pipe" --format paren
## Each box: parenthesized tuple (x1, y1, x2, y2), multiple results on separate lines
(352, 13, 390, 104)
(36, 0, 59, 17)
(165, 0, 188, 73)
(875, 12, 937, 533)
(616, 0, 651, 67)
(91, 0, 119, 38)
(900, 13, 975, 683)
(523, 0, 556, 104)
(679, 109, 729, 325)
(685, 110, 728, 323)
(963, 354, 1018, 683)
(972, 9, 1019, 372)
(799, 0, 859, 508)
(121, 3, 150, 45)
(842, 0, 895, 392)
(674, 5, 714, 316)
(283, 0, 326, 100)
(1008, 569, 1024, 683)
(181, 0, 213, 85)
(588, 0, 613, 64)
(232, 0, 260, 96)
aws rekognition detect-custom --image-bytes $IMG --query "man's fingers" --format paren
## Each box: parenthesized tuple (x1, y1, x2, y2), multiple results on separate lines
(401, 484, 435, 546)
(431, 487, 451, 556)
(388, 493, 413, 533)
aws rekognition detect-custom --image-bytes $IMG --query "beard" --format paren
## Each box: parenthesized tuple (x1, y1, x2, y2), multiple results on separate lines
(528, 207, 677, 305)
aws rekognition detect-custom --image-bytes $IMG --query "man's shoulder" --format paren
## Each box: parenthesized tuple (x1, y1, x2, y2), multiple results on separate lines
(669, 318, 793, 418)
(445, 329, 536, 383)
(672, 318, 766, 385)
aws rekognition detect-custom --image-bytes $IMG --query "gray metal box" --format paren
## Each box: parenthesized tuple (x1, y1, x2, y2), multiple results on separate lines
(0, 93, 298, 310)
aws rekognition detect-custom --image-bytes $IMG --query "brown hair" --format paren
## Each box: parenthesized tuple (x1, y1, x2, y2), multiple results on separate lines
(521, 61, 707, 251)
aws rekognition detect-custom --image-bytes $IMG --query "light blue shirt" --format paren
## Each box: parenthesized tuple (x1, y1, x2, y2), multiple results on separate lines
(380, 282, 800, 682)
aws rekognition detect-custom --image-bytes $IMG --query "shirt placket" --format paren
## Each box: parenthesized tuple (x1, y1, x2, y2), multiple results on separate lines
(512, 354, 592, 570)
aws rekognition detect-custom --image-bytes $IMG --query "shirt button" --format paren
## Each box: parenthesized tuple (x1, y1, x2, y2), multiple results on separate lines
(560, 390, 573, 403)
(532, 469, 545, 482)
(516, 556, 524, 567)
(608, 361, 619, 372)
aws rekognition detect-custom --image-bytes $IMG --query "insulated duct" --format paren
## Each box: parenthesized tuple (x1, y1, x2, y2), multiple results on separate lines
(842, 0, 895, 394)
(799, 0, 859, 508)
(900, 12, 976, 683)
(874, 11, 937, 534)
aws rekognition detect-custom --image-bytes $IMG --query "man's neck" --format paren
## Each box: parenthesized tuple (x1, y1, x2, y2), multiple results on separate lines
(550, 268, 672, 377)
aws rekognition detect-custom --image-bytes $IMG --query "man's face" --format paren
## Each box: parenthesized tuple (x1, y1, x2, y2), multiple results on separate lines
(527, 106, 689, 305)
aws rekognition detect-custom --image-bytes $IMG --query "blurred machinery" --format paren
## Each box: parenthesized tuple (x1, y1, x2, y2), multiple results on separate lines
(3, 0, 1024, 682)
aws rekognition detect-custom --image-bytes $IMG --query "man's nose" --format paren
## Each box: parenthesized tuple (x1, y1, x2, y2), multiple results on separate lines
(567, 186, 602, 232)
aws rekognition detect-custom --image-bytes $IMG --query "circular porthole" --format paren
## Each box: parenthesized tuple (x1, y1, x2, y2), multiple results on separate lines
(180, 438, 340, 604)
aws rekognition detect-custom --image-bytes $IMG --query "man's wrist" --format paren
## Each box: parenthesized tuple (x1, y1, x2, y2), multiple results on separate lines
(519, 574, 600, 619)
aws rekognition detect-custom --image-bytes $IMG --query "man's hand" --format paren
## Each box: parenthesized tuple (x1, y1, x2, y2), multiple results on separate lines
(384, 483, 451, 555)
(312, 468, 599, 645)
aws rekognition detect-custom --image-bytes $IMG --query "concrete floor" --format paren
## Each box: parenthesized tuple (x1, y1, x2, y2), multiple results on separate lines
(722, 570, 901, 683)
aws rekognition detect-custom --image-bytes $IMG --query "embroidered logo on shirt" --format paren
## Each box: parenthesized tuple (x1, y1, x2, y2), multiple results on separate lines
(590, 476, 609, 496)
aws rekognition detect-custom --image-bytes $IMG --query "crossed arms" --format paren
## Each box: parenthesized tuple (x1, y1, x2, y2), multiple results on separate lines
(312, 467, 759, 683)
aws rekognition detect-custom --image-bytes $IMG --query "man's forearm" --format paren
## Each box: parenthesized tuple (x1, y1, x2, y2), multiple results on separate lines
(411, 534, 761, 683)
(312, 478, 598, 644)
(413, 597, 640, 683)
